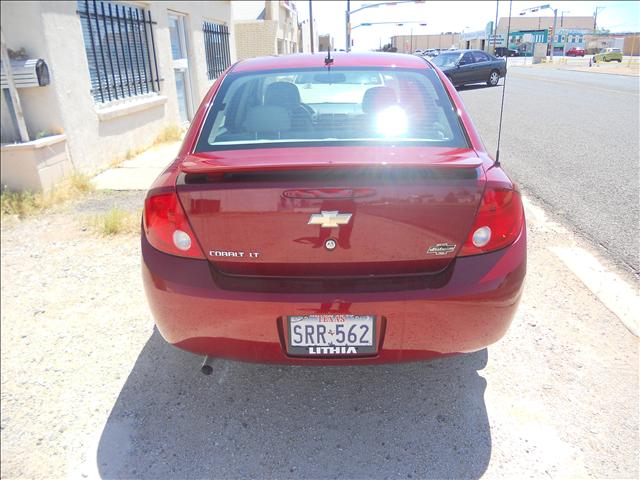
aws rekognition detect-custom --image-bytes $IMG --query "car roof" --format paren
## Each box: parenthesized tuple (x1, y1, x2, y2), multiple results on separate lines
(439, 49, 484, 54)
(232, 52, 432, 72)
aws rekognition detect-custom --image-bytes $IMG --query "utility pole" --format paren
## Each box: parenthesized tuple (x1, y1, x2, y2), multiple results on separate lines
(410, 27, 413, 52)
(308, 0, 314, 53)
(493, 0, 499, 54)
(560, 10, 570, 55)
(550, 8, 557, 59)
(345, 0, 350, 51)
(560, 10, 570, 28)
(594, 6, 605, 30)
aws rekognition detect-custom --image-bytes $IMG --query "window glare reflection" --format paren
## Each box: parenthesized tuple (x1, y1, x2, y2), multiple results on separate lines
(376, 105, 408, 137)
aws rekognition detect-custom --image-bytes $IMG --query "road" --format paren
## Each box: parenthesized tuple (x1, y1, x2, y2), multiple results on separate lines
(1, 190, 638, 479)
(458, 66, 640, 275)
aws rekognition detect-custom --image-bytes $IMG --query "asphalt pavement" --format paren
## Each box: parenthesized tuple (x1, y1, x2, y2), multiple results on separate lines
(457, 66, 640, 275)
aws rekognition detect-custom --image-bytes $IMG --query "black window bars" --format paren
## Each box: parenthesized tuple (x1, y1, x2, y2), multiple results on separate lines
(77, 0, 161, 103)
(203, 21, 231, 81)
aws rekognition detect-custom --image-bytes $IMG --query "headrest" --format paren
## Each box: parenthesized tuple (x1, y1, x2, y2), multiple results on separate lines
(362, 86, 397, 114)
(243, 105, 291, 132)
(265, 82, 301, 109)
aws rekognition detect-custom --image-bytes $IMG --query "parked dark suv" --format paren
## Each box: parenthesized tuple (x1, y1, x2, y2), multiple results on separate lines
(494, 47, 518, 57)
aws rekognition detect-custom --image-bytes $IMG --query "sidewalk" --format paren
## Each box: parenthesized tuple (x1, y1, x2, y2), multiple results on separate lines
(91, 141, 181, 191)
(507, 56, 640, 77)
(514, 63, 640, 77)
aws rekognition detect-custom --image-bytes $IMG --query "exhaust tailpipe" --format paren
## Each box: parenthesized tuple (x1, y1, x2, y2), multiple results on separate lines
(201, 355, 214, 375)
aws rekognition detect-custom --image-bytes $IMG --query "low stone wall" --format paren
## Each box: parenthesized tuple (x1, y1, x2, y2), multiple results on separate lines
(1, 134, 71, 192)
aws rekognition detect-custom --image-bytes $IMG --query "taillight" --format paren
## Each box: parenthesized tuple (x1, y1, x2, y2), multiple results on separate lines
(143, 191, 204, 258)
(459, 187, 524, 256)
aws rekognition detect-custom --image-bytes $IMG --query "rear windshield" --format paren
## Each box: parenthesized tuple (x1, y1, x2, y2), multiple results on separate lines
(430, 53, 461, 68)
(195, 67, 468, 152)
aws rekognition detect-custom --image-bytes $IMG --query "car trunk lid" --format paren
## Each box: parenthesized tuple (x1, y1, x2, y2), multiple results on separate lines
(177, 146, 485, 277)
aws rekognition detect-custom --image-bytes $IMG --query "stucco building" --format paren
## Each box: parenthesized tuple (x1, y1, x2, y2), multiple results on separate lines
(234, 0, 301, 60)
(391, 33, 460, 53)
(299, 18, 319, 54)
(1, 0, 235, 191)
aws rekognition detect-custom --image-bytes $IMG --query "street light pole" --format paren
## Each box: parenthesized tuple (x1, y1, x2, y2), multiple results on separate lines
(520, 4, 559, 59)
(345, 0, 417, 52)
(594, 6, 605, 30)
(493, 0, 499, 54)
(550, 8, 557, 59)
(309, 0, 314, 53)
(351, 20, 427, 52)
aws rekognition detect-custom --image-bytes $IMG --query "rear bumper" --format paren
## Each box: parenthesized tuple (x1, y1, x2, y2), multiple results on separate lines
(142, 227, 526, 365)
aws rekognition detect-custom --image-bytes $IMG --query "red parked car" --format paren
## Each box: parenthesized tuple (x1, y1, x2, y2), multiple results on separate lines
(142, 53, 526, 369)
(566, 47, 586, 57)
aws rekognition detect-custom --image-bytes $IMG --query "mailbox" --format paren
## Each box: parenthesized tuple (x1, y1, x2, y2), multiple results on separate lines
(1, 58, 50, 89)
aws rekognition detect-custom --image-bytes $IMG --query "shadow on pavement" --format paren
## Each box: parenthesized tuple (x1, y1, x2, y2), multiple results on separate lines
(98, 329, 491, 479)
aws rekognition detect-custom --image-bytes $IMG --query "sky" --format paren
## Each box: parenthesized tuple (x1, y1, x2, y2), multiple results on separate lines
(295, 0, 640, 51)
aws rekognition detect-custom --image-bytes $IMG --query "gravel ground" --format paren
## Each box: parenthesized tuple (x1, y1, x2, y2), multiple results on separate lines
(1, 190, 638, 479)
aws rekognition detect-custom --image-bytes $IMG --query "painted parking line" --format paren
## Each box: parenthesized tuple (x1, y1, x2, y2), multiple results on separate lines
(523, 195, 639, 337)
(550, 247, 639, 337)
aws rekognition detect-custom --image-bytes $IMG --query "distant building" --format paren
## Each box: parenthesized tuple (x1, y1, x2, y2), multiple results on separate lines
(234, 0, 301, 60)
(392, 15, 636, 58)
(391, 33, 460, 53)
(299, 19, 319, 54)
(507, 30, 548, 56)
(623, 35, 640, 56)
(585, 33, 640, 55)
(318, 34, 333, 52)
(496, 15, 595, 34)
(458, 29, 490, 51)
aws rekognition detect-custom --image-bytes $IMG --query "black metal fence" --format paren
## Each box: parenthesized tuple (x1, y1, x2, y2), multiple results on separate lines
(77, 0, 161, 103)
(203, 21, 231, 81)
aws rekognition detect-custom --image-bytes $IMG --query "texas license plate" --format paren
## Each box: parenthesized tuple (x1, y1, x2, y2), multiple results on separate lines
(287, 315, 376, 356)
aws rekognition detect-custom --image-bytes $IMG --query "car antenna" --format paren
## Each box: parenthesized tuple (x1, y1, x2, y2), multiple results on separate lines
(325, 46, 334, 66)
(494, 0, 512, 167)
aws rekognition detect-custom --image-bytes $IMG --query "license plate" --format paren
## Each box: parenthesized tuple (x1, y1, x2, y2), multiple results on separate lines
(287, 315, 376, 356)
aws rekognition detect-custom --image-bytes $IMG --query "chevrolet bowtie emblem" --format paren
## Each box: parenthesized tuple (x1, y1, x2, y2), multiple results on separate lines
(308, 211, 353, 228)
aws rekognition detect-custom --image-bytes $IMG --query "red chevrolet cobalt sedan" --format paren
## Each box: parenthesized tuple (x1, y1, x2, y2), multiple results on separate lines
(142, 53, 526, 368)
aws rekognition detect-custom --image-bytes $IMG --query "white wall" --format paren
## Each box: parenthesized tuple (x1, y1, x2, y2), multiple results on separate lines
(0, 1, 65, 141)
(1, 1, 235, 173)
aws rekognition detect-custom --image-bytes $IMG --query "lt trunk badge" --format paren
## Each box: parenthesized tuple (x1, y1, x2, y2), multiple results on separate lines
(308, 211, 352, 228)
